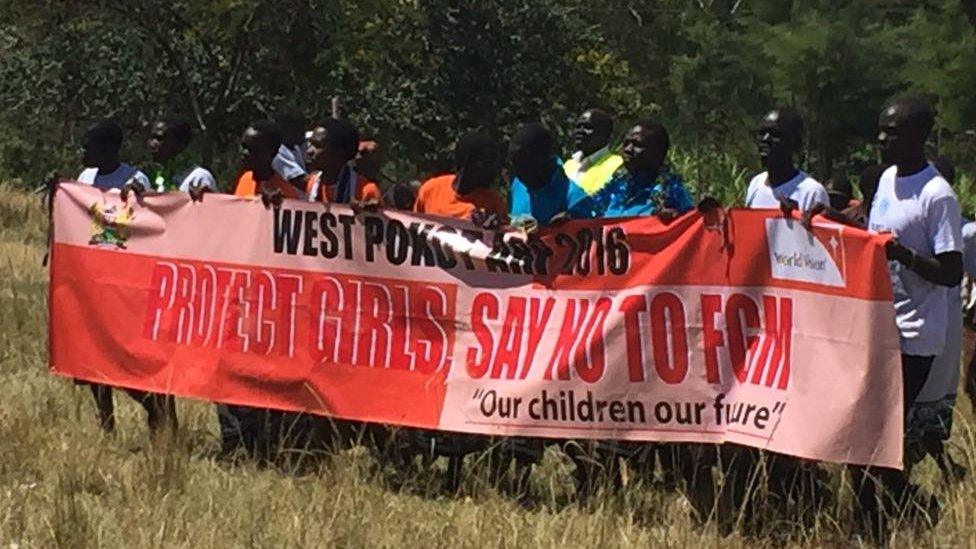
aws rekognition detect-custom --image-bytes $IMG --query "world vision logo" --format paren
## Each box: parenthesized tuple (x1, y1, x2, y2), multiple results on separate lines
(88, 202, 135, 249)
(765, 218, 846, 287)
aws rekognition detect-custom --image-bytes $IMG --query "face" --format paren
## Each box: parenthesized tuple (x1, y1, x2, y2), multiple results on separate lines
(356, 141, 382, 176)
(877, 104, 924, 165)
(239, 127, 272, 171)
(508, 141, 550, 186)
(621, 125, 662, 174)
(756, 111, 798, 168)
(81, 133, 112, 168)
(573, 111, 608, 155)
(148, 122, 182, 163)
(457, 148, 500, 193)
(305, 128, 346, 180)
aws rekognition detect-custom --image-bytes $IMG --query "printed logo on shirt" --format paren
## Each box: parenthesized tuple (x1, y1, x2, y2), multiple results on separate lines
(875, 197, 890, 218)
(765, 218, 846, 287)
(88, 201, 135, 250)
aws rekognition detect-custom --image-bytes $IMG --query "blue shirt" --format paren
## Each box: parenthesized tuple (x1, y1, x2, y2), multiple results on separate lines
(510, 161, 589, 227)
(573, 168, 694, 219)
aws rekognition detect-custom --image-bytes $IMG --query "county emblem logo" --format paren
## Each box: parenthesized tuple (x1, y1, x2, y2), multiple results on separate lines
(88, 202, 135, 249)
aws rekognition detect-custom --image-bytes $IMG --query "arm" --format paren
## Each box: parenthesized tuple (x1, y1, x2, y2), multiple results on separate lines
(800, 202, 866, 230)
(887, 192, 964, 287)
(886, 244, 962, 287)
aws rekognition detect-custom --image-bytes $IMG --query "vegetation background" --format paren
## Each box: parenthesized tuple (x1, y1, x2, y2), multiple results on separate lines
(3, 0, 976, 546)
(2, 0, 976, 206)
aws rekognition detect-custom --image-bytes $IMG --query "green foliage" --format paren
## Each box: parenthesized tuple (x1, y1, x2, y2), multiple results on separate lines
(0, 0, 975, 189)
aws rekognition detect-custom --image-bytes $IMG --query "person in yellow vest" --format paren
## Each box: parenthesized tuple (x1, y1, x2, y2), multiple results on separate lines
(563, 108, 623, 195)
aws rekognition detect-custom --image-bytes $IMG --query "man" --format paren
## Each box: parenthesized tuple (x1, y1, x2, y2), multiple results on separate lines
(383, 182, 418, 211)
(75, 121, 172, 438)
(356, 140, 385, 184)
(272, 109, 309, 193)
(77, 121, 150, 190)
(574, 119, 693, 219)
(508, 123, 587, 230)
(722, 107, 831, 534)
(414, 132, 506, 220)
(861, 97, 963, 534)
(825, 170, 855, 211)
(745, 108, 829, 212)
(123, 116, 217, 201)
(234, 120, 305, 203)
(566, 118, 709, 513)
(221, 120, 307, 460)
(304, 119, 381, 205)
(905, 156, 967, 484)
(563, 109, 623, 195)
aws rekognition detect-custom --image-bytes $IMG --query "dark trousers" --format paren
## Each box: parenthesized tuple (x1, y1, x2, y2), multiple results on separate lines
(217, 404, 282, 460)
(89, 383, 177, 434)
(217, 405, 317, 461)
(851, 353, 934, 530)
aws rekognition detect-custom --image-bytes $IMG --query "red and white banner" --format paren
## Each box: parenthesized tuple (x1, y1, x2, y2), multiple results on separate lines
(50, 183, 904, 467)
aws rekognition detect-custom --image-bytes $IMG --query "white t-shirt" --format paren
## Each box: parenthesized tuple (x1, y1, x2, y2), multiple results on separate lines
(156, 166, 218, 193)
(868, 164, 964, 356)
(272, 144, 307, 182)
(77, 163, 150, 191)
(745, 170, 829, 212)
(963, 221, 976, 277)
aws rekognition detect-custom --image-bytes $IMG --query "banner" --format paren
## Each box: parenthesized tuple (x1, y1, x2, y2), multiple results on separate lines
(50, 183, 904, 467)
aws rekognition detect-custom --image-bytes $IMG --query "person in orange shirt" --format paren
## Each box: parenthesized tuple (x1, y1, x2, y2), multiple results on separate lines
(304, 119, 381, 205)
(356, 140, 385, 184)
(414, 132, 506, 221)
(234, 120, 305, 205)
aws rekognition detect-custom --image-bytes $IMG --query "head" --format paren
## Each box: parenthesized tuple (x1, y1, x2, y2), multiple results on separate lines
(756, 107, 804, 170)
(305, 118, 360, 183)
(858, 163, 885, 207)
(275, 108, 306, 148)
(356, 140, 384, 181)
(148, 116, 192, 163)
(508, 123, 555, 188)
(573, 109, 614, 157)
(621, 119, 669, 175)
(825, 170, 853, 210)
(239, 120, 283, 174)
(82, 120, 124, 168)
(878, 98, 934, 166)
(454, 132, 501, 193)
(933, 156, 956, 186)
(383, 181, 418, 211)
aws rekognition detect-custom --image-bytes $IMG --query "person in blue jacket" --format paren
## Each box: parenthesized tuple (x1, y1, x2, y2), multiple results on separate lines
(573, 118, 693, 220)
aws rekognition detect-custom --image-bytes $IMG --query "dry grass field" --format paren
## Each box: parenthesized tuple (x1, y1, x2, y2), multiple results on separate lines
(2, 184, 976, 547)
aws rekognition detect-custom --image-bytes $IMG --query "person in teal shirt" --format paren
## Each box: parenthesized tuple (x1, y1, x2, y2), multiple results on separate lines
(508, 122, 589, 229)
(574, 119, 693, 219)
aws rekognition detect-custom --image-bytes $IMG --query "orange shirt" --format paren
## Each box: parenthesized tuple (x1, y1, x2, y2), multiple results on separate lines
(414, 174, 507, 220)
(306, 171, 382, 203)
(234, 170, 303, 199)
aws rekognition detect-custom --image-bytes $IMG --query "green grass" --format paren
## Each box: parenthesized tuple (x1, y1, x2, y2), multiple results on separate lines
(3, 183, 976, 547)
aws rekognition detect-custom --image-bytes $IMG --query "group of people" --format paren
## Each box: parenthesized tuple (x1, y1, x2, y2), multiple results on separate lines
(64, 97, 976, 539)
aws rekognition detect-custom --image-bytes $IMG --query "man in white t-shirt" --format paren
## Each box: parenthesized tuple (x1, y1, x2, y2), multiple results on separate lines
(858, 98, 963, 533)
(74, 120, 177, 439)
(146, 116, 217, 196)
(745, 108, 829, 213)
(77, 121, 150, 190)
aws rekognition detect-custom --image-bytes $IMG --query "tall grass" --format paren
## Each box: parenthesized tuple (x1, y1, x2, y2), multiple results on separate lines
(2, 184, 976, 547)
